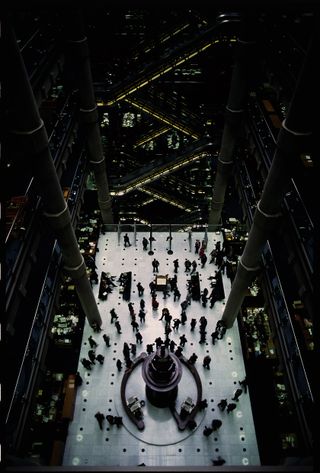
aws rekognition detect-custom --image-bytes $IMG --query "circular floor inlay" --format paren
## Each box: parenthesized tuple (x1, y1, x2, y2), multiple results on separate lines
(114, 363, 205, 446)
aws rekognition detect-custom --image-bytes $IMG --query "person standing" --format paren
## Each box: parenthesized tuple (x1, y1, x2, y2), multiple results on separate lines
(226, 402, 237, 413)
(217, 399, 228, 411)
(95, 411, 105, 430)
(190, 318, 197, 331)
(138, 309, 146, 323)
(239, 376, 248, 393)
(124, 233, 131, 247)
(211, 419, 222, 431)
(142, 237, 148, 250)
(179, 334, 187, 347)
(137, 282, 144, 296)
(173, 259, 179, 273)
(203, 426, 213, 437)
(75, 372, 83, 387)
(203, 355, 211, 369)
(152, 258, 160, 272)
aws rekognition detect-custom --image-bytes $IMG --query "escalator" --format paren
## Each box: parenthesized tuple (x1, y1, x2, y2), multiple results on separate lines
(105, 13, 240, 106)
(110, 137, 213, 196)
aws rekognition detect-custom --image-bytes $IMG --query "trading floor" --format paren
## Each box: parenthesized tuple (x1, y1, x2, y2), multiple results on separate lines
(62, 231, 260, 468)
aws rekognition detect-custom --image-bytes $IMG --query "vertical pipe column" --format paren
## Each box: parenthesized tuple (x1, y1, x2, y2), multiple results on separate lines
(66, 11, 113, 224)
(148, 225, 154, 255)
(133, 221, 137, 247)
(7, 24, 101, 328)
(208, 22, 255, 226)
(167, 224, 173, 255)
(222, 39, 315, 329)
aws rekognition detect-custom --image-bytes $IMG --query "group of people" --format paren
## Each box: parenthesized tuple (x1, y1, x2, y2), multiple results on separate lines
(80, 232, 250, 466)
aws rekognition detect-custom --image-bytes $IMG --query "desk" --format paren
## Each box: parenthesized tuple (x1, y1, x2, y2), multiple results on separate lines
(155, 275, 168, 291)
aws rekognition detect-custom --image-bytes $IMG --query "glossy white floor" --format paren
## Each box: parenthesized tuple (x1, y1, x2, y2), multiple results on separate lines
(63, 231, 260, 468)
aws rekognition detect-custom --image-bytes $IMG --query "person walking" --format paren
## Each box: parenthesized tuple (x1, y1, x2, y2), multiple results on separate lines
(96, 354, 105, 364)
(173, 259, 179, 273)
(130, 343, 137, 356)
(88, 349, 96, 364)
(103, 334, 111, 347)
(131, 320, 139, 332)
(232, 388, 243, 401)
(140, 299, 145, 310)
(88, 335, 98, 348)
(184, 259, 191, 272)
(116, 359, 122, 371)
(94, 411, 105, 430)
(200, 253, 207, 268)
(81, 358, 92, 370)
(115, 320, 122, 334)
(211, 330, 219, 345)
(135, 331, 143, 344)
(173, 287, 181, 301)
(191, 260, 197, 274)
(110, 308, 118, 324)
(123, 342, 130, 360)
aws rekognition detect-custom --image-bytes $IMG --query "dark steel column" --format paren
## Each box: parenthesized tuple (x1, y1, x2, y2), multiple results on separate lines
(7, 23, 102, 328)
(209, 22, 255, 226)
(66, 11, 113, 224)
(222, 39, 315, 329)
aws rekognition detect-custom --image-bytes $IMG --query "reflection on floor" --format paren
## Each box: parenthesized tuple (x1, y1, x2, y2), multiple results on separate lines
(63, 231, 260, 467)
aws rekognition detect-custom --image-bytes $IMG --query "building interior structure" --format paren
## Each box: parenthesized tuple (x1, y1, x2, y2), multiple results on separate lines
(3, 0, 318, 472)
